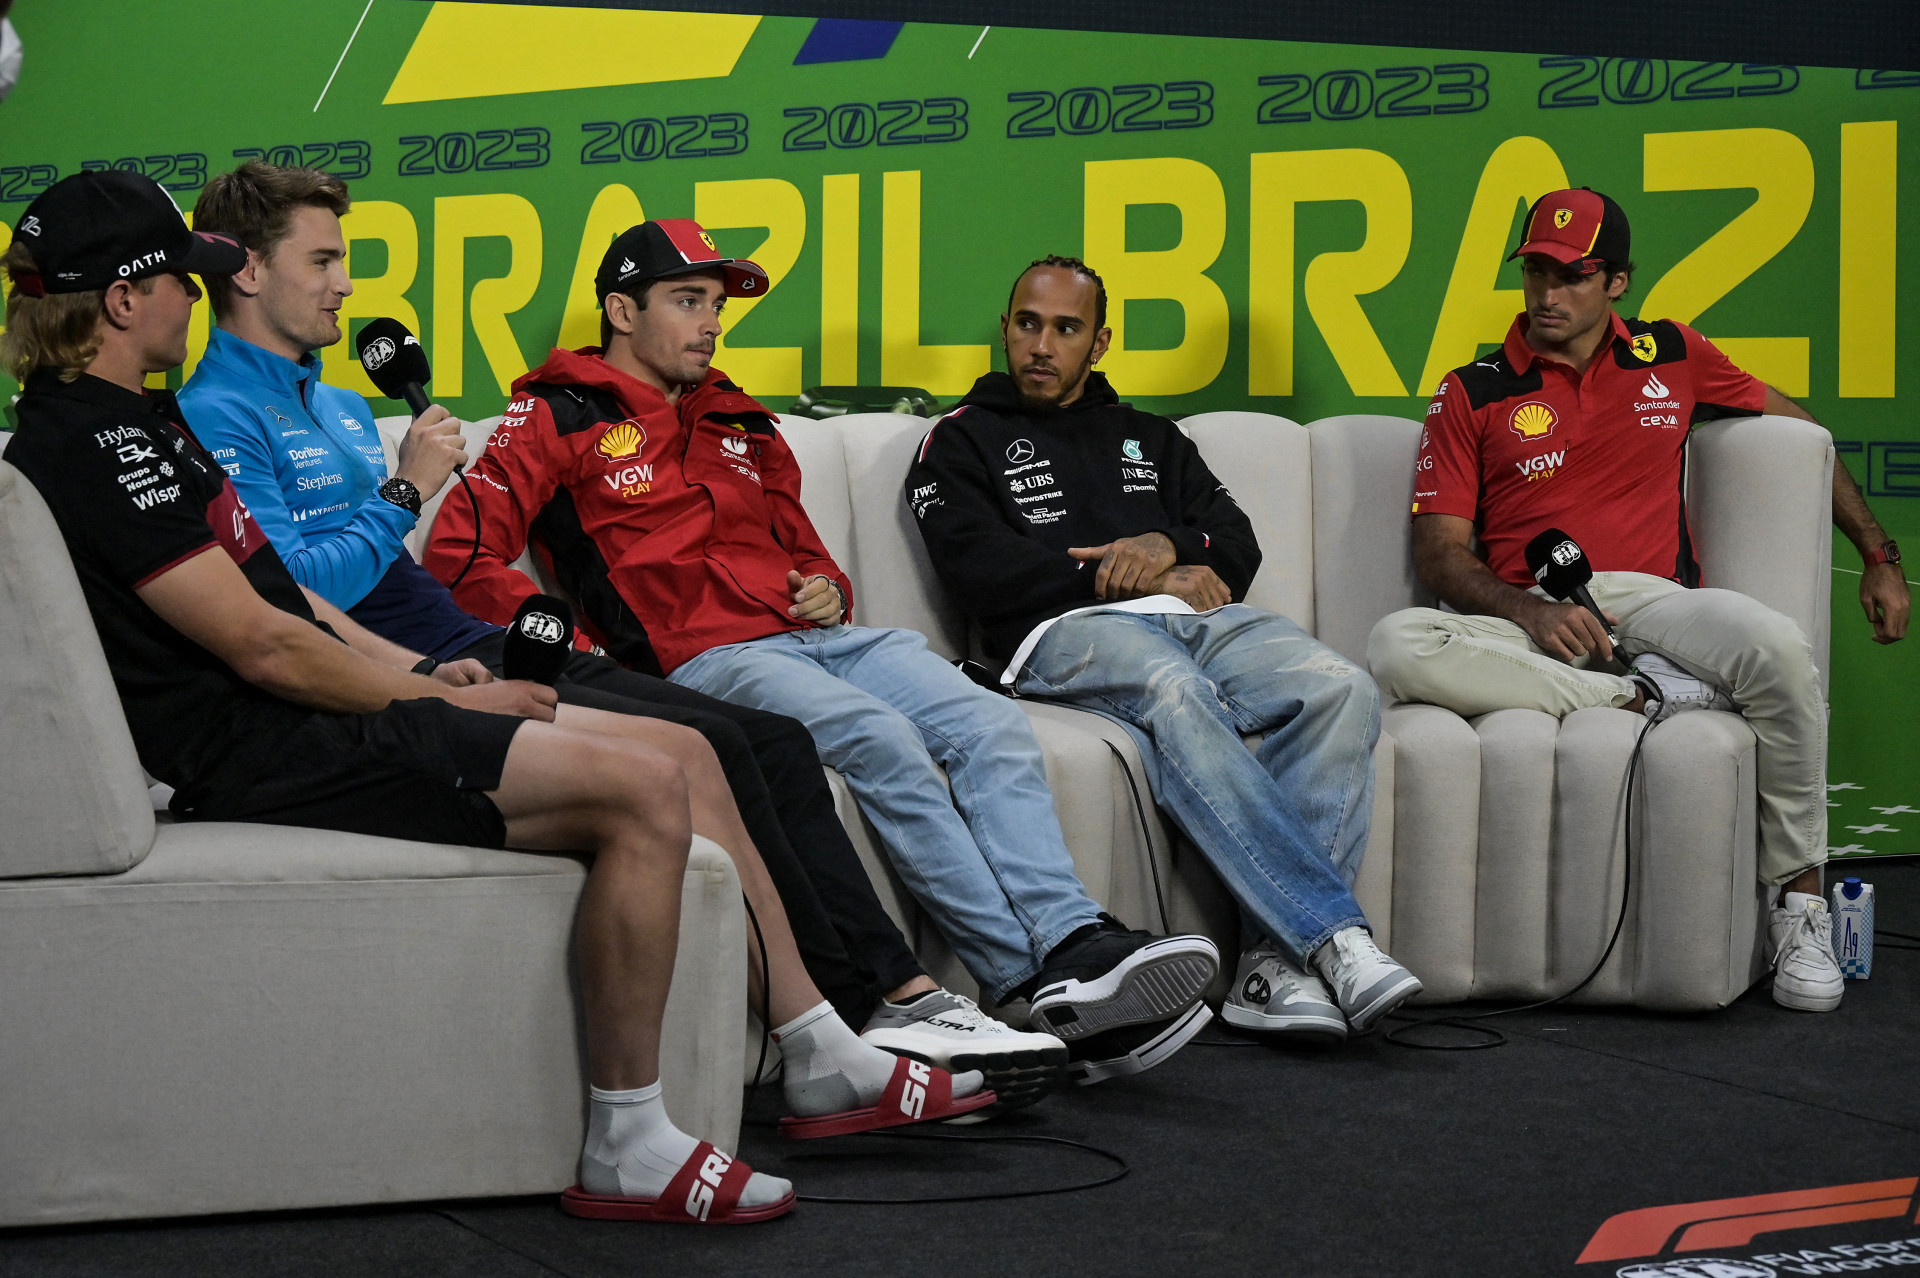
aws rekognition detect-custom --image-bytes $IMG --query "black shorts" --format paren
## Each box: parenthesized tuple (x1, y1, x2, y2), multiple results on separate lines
(184, 698, 526, 849)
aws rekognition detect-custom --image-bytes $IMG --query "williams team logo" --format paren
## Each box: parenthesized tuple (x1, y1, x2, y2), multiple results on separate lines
(595, 420, 646, 462)
(1553, 207, 1573, 228)
(1006, 438, 1035, 464)
(1508, 401, 1558, 441)
(1122, 439, 1144, 461)
(1630, 333, 1659, 362)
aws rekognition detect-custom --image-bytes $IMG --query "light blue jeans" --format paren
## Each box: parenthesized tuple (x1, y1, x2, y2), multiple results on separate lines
(1014, 606, 1377, 965)
(671, 625, 1102, 1002)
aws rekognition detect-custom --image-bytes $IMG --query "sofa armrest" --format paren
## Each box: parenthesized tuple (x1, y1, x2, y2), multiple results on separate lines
(1687, 414, 1834, 695)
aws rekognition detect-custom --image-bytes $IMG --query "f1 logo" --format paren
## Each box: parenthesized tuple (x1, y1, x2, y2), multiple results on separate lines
(899, 1059, 932, 1120)
(1578, 1176, 1918, 1263)
(683, 1149, 732, 1220)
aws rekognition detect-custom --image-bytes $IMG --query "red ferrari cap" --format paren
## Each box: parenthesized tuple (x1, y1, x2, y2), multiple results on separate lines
(1509, 188, 1631, 274)
(595, 219, 768, 302)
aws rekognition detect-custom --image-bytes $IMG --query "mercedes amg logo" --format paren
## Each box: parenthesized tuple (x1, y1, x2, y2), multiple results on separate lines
(1006, 438, 1034, 464)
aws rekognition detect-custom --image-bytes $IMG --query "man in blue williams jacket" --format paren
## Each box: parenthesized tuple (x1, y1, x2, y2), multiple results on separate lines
(177, 160, 1073, 1100)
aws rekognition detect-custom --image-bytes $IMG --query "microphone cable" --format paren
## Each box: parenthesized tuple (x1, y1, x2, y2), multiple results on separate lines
(444, 468, 483, 593)
(1382, 709, 1659, 1051)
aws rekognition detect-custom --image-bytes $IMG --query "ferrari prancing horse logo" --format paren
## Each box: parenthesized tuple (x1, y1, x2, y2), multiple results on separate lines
(1553, 208, 1573, 228)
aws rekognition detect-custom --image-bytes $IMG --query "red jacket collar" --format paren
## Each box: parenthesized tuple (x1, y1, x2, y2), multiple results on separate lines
(513, 347, 775, 434)
(1502, 310, 1634, 375)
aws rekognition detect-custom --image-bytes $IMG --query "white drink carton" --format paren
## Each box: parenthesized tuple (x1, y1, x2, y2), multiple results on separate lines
(1830, 878, 1874, 979)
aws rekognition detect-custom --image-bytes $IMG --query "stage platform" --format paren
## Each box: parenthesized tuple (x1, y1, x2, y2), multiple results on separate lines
(6, 860, 1916, 1278)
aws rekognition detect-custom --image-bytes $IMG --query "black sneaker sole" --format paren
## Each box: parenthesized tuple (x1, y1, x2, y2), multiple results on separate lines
(879, 1044, 1068, 1115)
(1028, 937, 1219, 1041)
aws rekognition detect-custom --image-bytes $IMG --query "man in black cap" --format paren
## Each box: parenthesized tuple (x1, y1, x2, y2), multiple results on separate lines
(0, 170, 993, 1223)
(423, 220, 1223, 1089)
(1366, 187, 1909, 1013)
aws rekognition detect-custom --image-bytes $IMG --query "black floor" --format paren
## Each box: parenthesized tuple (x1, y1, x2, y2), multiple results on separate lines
(7, 862, 1918, 1278)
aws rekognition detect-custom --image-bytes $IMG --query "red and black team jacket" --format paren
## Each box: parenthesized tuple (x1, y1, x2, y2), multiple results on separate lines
(421, 347, 851, 676)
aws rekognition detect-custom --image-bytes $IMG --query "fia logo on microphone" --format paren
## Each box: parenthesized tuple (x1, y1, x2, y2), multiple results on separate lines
(518, 611, 565, 644)
(361, 337, 395, 372)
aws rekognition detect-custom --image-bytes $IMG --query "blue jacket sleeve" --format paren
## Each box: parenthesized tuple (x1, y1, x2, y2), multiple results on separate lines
(178, 387, 416, 609)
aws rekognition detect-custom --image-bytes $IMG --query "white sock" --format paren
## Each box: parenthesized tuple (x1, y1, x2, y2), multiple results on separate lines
(773, 999, 982, 1117)
(1784, 891, 1823, 915)
(579, 1081, 789, 1208)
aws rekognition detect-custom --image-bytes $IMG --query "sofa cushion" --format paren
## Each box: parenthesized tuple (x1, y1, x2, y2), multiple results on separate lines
(1305, 414, 1431, 667)
(0, 461, 155, 879)
(1179, 411, 1315, 633)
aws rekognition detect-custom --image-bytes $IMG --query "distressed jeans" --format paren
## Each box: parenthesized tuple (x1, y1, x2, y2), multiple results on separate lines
(1013, 606, 1378, 966)
(1366, 571, 1827, 885)
(671, 625, 1102, 1002)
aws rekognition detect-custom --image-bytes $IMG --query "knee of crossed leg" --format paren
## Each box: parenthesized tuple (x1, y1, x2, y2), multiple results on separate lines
(1742, 610, 1821, 705)
(1364, 609, 1440, 702)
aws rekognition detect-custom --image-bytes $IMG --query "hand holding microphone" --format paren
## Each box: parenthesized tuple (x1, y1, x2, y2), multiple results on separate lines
(1522, 528, 1624, 665)
(355, 317, 467, 497)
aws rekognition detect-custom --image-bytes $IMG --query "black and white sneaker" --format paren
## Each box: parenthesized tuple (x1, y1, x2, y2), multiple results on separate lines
(1026, 914, 1218, 1042)
(1065, 1002, 1213, 1086)
(861, 989, 1067, 1112)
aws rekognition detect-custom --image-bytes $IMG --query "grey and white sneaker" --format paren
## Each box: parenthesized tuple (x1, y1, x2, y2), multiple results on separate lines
(1065, 1002, 1213, 1086)
(1629, 652, 1736, 722)
(1769, 897, 1845, 1013)
(1027, 915, 1218, 1042)
(1221, 948, 1347, 1042)
(1311, 927, 1423, 1033)
(862, 989, 1067, 1111)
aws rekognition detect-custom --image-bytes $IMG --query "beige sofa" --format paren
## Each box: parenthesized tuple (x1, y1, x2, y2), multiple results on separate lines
(0, 400, 1827, 1226)
(0, 456, 747, 1228)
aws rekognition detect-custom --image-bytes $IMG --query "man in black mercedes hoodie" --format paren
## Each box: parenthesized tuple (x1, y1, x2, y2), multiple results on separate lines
(907, 256, 1421, 1042)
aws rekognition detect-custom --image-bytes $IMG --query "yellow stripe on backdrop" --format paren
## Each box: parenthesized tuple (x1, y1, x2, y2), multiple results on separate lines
(383, 3, 761, 105)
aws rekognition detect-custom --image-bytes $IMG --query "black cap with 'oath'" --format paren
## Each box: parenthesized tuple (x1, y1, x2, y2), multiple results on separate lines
(7, 169, 247, 297)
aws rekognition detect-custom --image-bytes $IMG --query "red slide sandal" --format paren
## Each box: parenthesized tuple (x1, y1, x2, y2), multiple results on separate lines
(559, 1141, 796, 1223)
(779, 1055, 998, 1140)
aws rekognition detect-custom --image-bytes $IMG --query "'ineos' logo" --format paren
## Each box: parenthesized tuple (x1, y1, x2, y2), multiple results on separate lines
(361, 337, 396, 371)
(1006, 439, 1035, 464)
(518, 611, 565, 644)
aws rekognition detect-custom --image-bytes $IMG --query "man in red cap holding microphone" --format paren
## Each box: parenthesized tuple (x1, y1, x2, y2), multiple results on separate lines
(1368, 187, 1908, 1014)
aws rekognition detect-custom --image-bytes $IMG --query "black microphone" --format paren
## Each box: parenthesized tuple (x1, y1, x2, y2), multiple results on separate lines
(354, 317, 433, 419)
(1523, 528, 1621, 652)
(501, 595, 575, 686)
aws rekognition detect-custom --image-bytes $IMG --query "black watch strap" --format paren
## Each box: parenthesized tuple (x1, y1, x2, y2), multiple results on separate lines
(379, 476, 422, 517)
(410, 656, 439, 676)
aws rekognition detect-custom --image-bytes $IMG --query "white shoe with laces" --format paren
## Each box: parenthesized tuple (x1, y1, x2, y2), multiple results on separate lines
(861, 988, 1067, 1112)
(1769, 897, 1845, 1012)
(1629, 652, 1736, 722)
(1311, 927, 1423, 1033)
(1222, 948, 1348, 1041)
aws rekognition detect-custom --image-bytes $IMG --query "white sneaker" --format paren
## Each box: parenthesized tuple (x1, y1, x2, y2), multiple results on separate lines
(1311, 927, 1423, 1033)
(1629, 652, 1736, 722)
(861, 988, 1067, 1111)
(1221, 948, 1347, 1042)
(1769, 898, 1845, 1012)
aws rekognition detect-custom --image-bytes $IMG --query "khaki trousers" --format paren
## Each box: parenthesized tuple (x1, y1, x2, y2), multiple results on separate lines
(1366, 572, 1825, 885)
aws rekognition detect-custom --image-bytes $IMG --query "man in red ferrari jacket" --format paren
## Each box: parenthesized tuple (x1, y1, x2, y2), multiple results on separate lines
(423, 221, 1220, 1087)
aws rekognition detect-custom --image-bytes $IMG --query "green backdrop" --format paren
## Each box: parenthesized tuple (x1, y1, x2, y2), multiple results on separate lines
(2, 2, 1914, 856)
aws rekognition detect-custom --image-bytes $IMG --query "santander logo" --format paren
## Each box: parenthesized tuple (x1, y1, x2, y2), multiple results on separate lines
(1641, 372, 1670, 398)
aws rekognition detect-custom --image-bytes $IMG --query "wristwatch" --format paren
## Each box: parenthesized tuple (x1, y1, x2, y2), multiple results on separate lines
(378, 476, 422, 517)
(1864, 540, 1902, 568)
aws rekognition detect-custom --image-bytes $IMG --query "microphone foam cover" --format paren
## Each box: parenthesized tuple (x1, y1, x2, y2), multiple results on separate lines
(1523, 527, 1593, 601)
(354, 317, 433, 402)
(501, 594, 575, 686)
